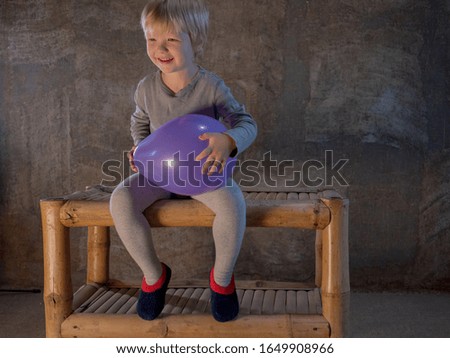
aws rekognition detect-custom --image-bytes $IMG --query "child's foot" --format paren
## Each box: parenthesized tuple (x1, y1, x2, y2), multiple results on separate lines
(136, 263, 171, 320)
(209, 268, 239, 322)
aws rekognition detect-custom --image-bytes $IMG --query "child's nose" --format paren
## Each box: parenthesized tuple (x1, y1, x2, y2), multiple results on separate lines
(158, 42, 168, 51)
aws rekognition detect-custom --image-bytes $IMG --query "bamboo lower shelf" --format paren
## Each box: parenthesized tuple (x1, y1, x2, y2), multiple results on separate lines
(64, 281, 329, 338)
(40, 185, 350, 338)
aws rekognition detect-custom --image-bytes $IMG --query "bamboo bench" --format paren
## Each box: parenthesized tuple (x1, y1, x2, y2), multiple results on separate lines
(40, 185, 349, 338)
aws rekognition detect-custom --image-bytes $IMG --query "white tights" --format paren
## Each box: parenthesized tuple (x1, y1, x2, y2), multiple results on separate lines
(109, 173, 246, 287)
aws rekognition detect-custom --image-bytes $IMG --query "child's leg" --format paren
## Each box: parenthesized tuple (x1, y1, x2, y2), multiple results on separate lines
(192, 179, 246, 286)
(109, 173, 171, 284)
(193, 179, 245, 321)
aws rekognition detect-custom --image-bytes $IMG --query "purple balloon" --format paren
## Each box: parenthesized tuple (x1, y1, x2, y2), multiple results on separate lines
(133, 114, 236, 196)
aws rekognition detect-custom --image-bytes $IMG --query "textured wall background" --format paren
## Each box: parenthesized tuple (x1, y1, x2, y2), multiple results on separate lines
(0, 0, 449, 291)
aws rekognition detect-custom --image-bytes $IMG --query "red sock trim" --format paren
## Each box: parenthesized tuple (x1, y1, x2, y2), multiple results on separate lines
(142, 264, 166, 293)
(210, 268, 235, 295)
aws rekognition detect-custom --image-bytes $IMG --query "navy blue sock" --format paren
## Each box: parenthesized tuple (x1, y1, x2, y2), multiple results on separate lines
(209, 268, 239, 322)
(136, 263, 171, 320)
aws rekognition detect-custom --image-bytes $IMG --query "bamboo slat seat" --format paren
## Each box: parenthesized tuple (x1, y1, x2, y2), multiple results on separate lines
(40, 185, 349, 338)
(72, 284, 322, 316)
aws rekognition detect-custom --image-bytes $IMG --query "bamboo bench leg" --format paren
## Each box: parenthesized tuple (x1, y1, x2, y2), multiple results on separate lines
(320, 196, 350, 337)
(87, 226, 110, 285)
(40, 199, 73, 338)
(315, 230, 323, 288)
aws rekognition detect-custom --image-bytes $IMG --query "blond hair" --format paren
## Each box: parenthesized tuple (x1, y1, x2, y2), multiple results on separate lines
(141, 0, 209, 58)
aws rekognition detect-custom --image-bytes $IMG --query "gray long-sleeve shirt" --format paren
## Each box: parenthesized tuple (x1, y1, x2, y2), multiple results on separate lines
(130, 67, 257, 156)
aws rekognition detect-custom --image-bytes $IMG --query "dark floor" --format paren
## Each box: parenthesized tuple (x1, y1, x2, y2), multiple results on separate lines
(1, 289, 449, 338)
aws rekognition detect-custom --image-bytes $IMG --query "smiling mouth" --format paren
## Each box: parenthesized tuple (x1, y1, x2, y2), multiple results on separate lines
(158, 58, 174, 63)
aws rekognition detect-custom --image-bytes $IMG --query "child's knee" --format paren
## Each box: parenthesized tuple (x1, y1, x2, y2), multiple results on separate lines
(110, 185, 134, 218)
(227, 186, 246, 213)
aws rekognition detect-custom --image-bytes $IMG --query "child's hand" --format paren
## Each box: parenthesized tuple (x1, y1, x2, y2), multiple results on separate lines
(195, 132, 236, 175)
(128, 145, 138, 173)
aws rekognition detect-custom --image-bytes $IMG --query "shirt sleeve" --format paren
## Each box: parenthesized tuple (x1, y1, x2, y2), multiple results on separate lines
(130, 80, 151, 146)
(214, 79, 257, 156)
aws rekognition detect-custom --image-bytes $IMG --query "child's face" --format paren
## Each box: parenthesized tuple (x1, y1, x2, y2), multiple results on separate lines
(144, 22, 196, 75)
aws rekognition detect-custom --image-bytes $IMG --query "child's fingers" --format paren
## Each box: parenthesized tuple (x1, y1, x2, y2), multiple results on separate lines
(128, 146, 138, 172)
(208, 160, 224, 175)
(200, 157, 212, 174)
(195, 145, 212, 161)
(195, 133, 232, 174)
(129, 158, 138, 172)
(218, 160, 225, 174)
(196, 132, 217, 161)
(202, 158, 225, 175)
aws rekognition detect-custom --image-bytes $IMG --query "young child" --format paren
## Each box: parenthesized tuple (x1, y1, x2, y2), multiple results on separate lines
(110, 0, 257, 322)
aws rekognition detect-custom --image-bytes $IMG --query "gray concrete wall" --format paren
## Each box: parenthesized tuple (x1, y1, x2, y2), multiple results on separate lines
(0, 0, 449, 290)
